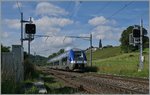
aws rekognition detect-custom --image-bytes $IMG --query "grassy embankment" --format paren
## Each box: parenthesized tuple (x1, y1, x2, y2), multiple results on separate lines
(42, 74, 78, 94)
(86, 46, 149, 78)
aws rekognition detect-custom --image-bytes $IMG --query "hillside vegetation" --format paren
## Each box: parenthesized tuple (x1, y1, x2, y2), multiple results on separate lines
(86, 46, 122, 60)
(86, 46, 149, 78)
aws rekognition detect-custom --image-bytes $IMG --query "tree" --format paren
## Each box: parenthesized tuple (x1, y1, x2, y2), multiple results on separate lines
(48, 53, 57, 59)
(57, 49, 64, 55)
(120, 25, 149, 53)
(103, 45, 113, 48)
(24, 51, 28, 59)
(1, 44, 10, 52)
(48, 49, 65, 59)
(99, 39, 102, 48)
(143, 36, 149, 48)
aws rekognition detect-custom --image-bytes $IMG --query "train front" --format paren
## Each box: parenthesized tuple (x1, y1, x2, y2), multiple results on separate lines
(69, 49, 87, 71)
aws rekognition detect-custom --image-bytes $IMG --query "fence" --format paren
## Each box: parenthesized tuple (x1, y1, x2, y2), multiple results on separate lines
(1, 45, 24, 83)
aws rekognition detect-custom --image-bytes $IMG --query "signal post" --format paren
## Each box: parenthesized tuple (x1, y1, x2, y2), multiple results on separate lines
(129, 19, 144, 71)
(20, 12, 36, 56)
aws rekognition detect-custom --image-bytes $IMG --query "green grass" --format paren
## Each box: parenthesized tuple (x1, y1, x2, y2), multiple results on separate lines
(143, 48, 149, 53)
(86, 46, 122, 60)
(25, 86, 38, 94)
(1, 80, 16, 94)
(2, 80, 24, 94)
(86, 47, 149, 78)
(43, 75, 78, 94)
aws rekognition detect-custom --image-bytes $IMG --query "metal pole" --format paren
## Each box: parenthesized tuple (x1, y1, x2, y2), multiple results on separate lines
(28, 17, 32, 57)
(90, 34, 92, 67)
(34, 52, 36, 63)
(28, 35, 31, 56)
(20, 13, 24, 81)
(21, 12, 23, 47)
(139, 19, 143, 71)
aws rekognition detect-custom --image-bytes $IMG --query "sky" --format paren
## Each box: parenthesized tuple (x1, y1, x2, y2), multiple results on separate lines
(1, 0, 149, 57)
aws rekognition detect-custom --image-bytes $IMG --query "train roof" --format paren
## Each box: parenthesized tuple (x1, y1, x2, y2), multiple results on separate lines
(47, 51, 68, 63)
(71, 48, 82, 51)
(47, 48, 83, 63)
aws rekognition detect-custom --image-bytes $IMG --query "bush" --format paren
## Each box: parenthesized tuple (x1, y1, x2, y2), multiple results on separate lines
(1, 80, 24, 94)
(103, 45, 113, 48)
(85, 66, 99, 72)
(25, 86, 38, 94)
(24, 59, 39, 79)
(1, 80, 16, 94)
(15, 82, 24, 94)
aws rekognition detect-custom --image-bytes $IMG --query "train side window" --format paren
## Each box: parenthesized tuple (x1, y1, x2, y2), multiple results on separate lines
(54, 61, 59, 66)
(62, 57, 67, 65)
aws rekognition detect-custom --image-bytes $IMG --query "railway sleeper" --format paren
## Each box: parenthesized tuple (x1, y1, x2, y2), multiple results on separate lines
(47, 69, 148, 94)
(78, 77, 148, 94)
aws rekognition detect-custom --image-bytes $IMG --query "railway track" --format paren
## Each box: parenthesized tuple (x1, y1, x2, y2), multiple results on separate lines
(86, 73, 149, 85)
(40, 67, 149, 94)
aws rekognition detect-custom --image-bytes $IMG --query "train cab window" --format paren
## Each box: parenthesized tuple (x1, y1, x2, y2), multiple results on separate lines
(74, 51, 82, 58)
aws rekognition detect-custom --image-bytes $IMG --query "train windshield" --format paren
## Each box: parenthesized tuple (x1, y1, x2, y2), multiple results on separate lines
(74, 51, 83, 59)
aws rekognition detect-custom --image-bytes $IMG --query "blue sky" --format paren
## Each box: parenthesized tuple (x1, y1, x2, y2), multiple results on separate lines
(1, 1, 149, 57)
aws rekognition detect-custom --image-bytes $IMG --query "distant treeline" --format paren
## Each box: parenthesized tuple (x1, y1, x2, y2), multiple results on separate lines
(48, 49, 65, 59)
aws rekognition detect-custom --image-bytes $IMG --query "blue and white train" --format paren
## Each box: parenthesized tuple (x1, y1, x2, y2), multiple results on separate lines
(47, 48, 87, 71)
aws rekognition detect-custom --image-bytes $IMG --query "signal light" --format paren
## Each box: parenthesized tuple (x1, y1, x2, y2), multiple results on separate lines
(132, 27, 140, 38)
(25, 24, 36, 34)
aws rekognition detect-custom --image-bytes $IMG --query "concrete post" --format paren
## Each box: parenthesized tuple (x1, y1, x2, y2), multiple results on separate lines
(12, 45, 24, 82)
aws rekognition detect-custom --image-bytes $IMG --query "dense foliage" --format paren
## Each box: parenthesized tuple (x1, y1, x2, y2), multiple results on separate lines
(120, 25, 149, 53)
(1, 44, 10, 52)
(24, 58, 39, 79)
(48, 49, 64, 59)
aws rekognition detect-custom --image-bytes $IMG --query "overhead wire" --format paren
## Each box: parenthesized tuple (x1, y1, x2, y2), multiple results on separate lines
(107, 1, 148, 28)
(54, 1, 83, 50)
(89, 1, 135, 40)
(45, 1, 147, 55)
(93, 1, 134, 27)
(43, 2, 84, 55)
(42, 2, 79, 40)
(16, 1, 22, 14)
(69, 1, 82, 20)
(94, 1, 111, 17)
(108, 1, 134, 19)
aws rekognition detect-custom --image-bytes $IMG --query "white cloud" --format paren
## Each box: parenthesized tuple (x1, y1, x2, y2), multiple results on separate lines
(30, 16, 74, 56)
(34, 16, 73, 27)
(13, 2, 22, 9)
(3, 19, 20, 29)
(72, 1, 82, 18)
(65, 46, 73, 51)
(88, 16, 124, 41)
(79, 34, 90, 37)
(30, 36, 73, 57)
(1, 30, 21, 47)
(44, 36, 73, 48)
(1, 31, 9, 39)
(2, 16, 74, 56)
(36, 2, 68, 16)
(92, 25, 123, 40)
(88, 16, 116, 26)
(34, 16, 73, 32)
(79, 34, 91, 40)
(3, 16, 73, 33)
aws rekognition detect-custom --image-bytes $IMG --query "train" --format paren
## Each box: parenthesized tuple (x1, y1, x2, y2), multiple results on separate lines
(47, 48, 87, 71)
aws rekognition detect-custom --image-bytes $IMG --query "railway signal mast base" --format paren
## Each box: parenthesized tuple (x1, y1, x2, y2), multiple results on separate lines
(139, 19, 143, 71)
(129, 19, 144, 71)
